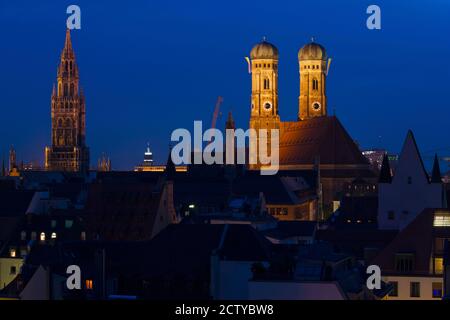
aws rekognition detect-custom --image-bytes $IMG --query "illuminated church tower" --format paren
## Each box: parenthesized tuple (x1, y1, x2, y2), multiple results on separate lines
(45, 29, 89, 172)
(298, 40, 328, 120)
(248, 39, 280, 167)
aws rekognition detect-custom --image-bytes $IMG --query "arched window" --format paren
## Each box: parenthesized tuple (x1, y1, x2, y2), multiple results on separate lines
(58, 118, 63, 128)
(64, 84, 68, 96)
(263, 79, 270, 90)
(65, 118, 72, 128)
(70, 83, 74, 96)
(40, 232, 46, 242)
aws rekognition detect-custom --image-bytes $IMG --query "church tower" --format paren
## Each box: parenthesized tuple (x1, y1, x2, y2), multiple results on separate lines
(248, 39, 280, 167)
(45, 29, 89, 172)
(298, 40, 328, 120)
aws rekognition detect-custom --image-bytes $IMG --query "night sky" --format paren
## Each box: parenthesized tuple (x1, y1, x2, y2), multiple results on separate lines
(1, 0, 449, 170)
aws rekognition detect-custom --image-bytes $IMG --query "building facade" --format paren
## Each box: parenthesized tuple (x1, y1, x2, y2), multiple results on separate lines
(45, 29, 89, 172)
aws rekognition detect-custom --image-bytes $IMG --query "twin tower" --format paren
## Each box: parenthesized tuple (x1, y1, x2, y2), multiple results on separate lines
(249, 38, 329, 132)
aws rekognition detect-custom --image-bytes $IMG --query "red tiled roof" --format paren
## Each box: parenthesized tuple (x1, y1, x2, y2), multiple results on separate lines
(279, 116, 370, 166)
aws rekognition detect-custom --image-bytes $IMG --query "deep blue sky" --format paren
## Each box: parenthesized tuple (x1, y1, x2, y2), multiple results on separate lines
(1, 0, 449, 170)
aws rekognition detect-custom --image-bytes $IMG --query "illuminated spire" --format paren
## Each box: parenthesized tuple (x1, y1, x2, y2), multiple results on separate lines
(62, 28, 74, 58)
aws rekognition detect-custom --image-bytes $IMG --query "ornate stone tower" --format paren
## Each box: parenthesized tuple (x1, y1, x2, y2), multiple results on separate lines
(249, 39, 280, 167)
(298, 40, 328, 120)
(45, 29, 89, 172)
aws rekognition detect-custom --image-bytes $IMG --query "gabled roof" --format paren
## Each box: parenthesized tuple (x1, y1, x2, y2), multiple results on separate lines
(371, 208, 450, 275)
(279, 116, 370, 166)
(392, 130, 429, 184)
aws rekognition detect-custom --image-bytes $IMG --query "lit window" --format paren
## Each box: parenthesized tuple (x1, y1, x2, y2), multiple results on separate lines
(51, 232, 57, 239)
(85, 279, 93, 290)
(433, 213, 450, 227)
(40, 232, 46, 241)
(434, 257, 444, 274)
(9, 248, 16, 258)
(432, 282, 443, 298)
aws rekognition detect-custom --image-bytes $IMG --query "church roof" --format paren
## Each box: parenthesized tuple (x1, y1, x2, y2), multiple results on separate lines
(279, 116, 370, 167)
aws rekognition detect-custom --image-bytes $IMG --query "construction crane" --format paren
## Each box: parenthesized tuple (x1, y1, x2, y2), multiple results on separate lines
(210, 96, 224, 130)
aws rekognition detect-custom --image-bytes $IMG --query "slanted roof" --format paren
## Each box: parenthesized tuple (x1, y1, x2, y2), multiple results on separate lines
(371, 208, 450, 275)
(262, 221, 317, 240)
(279, 116, 370, 166)
(0, 190, 35, 217)
(393, 130, 429, 184)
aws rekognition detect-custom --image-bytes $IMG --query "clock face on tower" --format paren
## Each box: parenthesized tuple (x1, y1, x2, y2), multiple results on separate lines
(312, 102, 321, 111)
(264, 102, 272, 110)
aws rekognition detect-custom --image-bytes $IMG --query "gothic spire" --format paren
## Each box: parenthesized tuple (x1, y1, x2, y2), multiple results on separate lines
(379, 153, 392, 183)
(62, 28, 74, 58)
(225, 111, 235, 130)
(431, 153, 442, 183)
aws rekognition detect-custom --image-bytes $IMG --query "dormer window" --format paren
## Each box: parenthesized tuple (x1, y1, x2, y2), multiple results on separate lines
(434, 213, 450, 227)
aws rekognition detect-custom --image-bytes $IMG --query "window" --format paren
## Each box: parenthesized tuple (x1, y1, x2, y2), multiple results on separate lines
(434, 257, 444, 274)
(388, 281, 398, 297)
(51, 232, 57, 239)
(65, 220, 74, 228)
(31, 232, 37, 241)
(81, 232, 86, 241)
(40, 232, 46, 242)
(263, 79, 270, 90)
(388, 210, 395, 220)
(85, 280, 93, 290)
(432, 282, 443, 298)
(395, 253, 414, 273)
(410, 282, 420, 297)
(20, 231, 26, 241)
(9, 248, 16, 258)
(433, 213, 450, 227)
(10, 266, 17, 275)
(434, 237, 450, 253)
(51, 220, 57, 228)
(312, 79, 319, 90)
